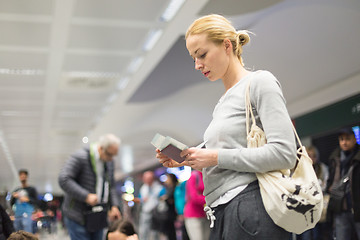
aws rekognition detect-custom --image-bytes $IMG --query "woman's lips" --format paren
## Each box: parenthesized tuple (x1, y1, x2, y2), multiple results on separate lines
(203, 71, 210, 77)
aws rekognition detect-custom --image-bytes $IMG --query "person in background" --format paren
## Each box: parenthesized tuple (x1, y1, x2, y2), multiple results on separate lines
(10, 169, 39, 233)
(174, 178, 190, 240)
(326, 127, 360, 240)
(156, 14, 297, 240)
(154, 173, 178, 240)
(298, 145, 329, 240)
(7, 230, 38, 240)
(136, 171, 163, 240)
(0, 203, 15, 240)
(58, 133, 122, 240)
(106, 219, 138, 240)
(184, 170, 209, 240)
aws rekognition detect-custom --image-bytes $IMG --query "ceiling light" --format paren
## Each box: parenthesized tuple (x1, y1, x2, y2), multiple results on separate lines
(101, 106, 110, 114)
(107, 92, 119, 103)
(65, 71, 121, 78)
(0, 68, 44, 75)
(160, 0, 186, 22)
(93, 116, 102, 125)
(1, 111, 40, 117)
(143, 29, 163, 51)
(117, 77, 130, 90)
(58, 111, 92, 118)
(127, 57, 144, 74)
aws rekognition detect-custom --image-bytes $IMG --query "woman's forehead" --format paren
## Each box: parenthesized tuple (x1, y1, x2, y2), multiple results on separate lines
(186, 34, 208, 54)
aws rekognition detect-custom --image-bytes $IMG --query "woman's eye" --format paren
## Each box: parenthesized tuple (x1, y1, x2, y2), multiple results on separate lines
(200, 53, 207, 58)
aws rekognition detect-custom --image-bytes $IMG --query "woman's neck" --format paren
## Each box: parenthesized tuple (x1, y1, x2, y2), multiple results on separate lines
(222, 59, 249, 92)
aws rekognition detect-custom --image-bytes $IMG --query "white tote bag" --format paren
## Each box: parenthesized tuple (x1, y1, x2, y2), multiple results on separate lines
(245, 81, 323, 234)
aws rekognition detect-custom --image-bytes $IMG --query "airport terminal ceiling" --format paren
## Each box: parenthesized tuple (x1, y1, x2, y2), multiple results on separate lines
(0, 0, 359, 195)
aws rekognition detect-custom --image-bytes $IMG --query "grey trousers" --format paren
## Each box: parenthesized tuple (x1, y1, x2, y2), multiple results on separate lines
(209, 181, 290, 240)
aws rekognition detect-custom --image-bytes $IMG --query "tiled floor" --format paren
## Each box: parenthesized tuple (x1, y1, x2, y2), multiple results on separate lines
(36, 223, 70, 240)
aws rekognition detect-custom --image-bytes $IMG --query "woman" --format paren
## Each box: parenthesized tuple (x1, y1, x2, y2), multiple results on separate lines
(184, 170, 209, 240)
(106, 219, 138, 240)
(154, 173, 178, 240)
(156, 14, 297, 239)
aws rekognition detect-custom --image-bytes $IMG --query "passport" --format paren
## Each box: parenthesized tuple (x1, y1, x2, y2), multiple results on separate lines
(151, 133, 188, 163)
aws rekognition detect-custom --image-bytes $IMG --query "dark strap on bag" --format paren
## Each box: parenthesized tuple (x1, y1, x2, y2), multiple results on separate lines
(100, 163, 109, 203)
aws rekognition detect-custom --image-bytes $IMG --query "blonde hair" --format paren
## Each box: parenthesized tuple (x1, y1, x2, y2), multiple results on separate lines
(185, 14, 250, 66)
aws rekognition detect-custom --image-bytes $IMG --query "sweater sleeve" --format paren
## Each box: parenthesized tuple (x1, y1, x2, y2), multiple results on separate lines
(218, 71, 297, 173)
(58, 151, 90, 202)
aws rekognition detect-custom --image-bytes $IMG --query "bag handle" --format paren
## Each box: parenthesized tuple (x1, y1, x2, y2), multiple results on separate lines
(245, 80, 304, 149)
(245, 80, 256, 135)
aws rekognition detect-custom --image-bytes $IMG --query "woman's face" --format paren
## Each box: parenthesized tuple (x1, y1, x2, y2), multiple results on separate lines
(186, 33, 230, 82)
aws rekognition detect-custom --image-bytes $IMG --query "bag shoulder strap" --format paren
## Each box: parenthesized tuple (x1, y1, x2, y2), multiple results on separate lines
(245, 79, 303, 149)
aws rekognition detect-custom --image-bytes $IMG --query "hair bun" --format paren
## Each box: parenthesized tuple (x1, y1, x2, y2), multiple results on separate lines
(237, 30, 250, 46)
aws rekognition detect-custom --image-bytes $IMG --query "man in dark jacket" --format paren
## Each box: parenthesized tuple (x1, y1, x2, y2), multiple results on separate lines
(326, 127, 360, 240)
(10, 169, 39, 233)
(59, 134, 122, 240)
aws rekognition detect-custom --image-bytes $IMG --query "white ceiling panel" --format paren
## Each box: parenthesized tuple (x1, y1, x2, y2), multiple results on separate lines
(73, 0, 165, 21)
(0, 75, 46, 87)
(0, 111, 42, 119)
(0, 90, 44, 101)
(68, 25, 146, 50)
(5, 132, 40, 139)
(0, 123, 41, 131)
(2, 126, 40, 134)
(0, 21, 50, 46)
(0, 0, 54, 15)
(0, 52, 48, 69)
(56, 91, 111, 102)
(200, 0, 284, 15)
(63, 54, 129, 72)
(55, 108, 97, 117)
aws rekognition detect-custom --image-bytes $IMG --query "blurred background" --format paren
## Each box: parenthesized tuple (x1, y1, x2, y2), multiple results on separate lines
(0, 0, 359, 238)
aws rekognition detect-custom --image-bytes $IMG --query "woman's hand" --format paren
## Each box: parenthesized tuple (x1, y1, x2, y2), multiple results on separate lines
(156, 149, 188, 168)
(181, 147, 218, 170)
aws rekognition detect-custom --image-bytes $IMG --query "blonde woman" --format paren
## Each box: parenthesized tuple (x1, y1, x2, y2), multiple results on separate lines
(156, 14, 296, 239)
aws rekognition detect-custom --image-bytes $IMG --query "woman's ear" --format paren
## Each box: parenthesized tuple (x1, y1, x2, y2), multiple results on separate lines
(223, 39, 232, 54)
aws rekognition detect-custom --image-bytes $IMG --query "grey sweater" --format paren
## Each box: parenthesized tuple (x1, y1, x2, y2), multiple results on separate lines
(203, 70, 297, 206)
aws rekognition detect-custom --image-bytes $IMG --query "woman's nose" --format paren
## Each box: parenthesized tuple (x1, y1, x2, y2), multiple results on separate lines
(194, 59, 202, 70)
